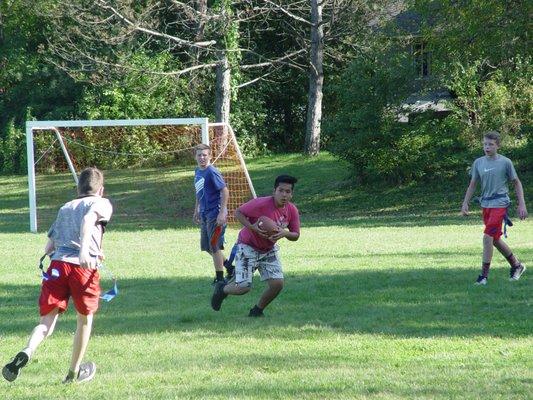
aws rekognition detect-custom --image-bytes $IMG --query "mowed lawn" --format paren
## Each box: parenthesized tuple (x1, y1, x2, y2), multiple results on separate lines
(1, 153, 532, 399)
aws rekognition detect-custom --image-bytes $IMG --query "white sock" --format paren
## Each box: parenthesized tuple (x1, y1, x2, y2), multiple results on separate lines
(21, 347, 33, 360)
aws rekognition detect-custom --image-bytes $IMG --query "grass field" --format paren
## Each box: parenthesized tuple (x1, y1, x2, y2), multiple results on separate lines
(1, 153, 532, 399)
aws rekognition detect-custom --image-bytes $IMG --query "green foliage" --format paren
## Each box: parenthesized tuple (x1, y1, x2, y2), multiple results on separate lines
(417, 0, 529, 75)
(326, 1, 531, 184)
(414, 0, 531, 148)
(230, 68, 308, 155)
(231, 92, 270, 157)
(0, 120, 26, 173)
(324, 46, 448, 183)
(0, 0, 83, 173)
(446, 57, 532, 146)
(1, 0, 528, 179)
(257, 70, 308, 153)
(79, 52, 200, 120)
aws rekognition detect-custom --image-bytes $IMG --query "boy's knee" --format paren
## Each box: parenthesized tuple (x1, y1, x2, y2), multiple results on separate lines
(240, 287, 252, 295)
(76, 312, 93, 326)
(234, 282, 252, 294)
(42, 324, 55, 338)
(269, 279, 284, 291)
(483, 233, 496, 242)
(39, 310, 58, 337)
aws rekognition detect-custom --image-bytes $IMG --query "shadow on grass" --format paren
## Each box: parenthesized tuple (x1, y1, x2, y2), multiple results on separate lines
(2, 156, 531, 233)
(1, 209, 484, 234)
(301, 213, 482, 228)
(2, 267, 530, 339)
(0, 167, 197, 233)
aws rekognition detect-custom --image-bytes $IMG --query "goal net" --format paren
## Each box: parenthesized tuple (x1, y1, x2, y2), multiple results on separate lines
(26, 118, 256, 232)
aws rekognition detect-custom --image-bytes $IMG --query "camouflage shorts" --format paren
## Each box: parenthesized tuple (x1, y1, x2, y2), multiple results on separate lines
(234, 243, 283, 288)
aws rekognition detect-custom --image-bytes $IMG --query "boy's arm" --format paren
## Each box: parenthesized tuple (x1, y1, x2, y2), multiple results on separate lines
(270, 229, 300, 242)
(216, 187, 229, 226)
(44, 238, 55, 255)
(513, 178, 528, 220)
(234, 208, 269, 238)
(79, 210, 99, 269)
(461, 179, 477, 216)
(193, 197, 200, 224)
(270, 209, 300, 242)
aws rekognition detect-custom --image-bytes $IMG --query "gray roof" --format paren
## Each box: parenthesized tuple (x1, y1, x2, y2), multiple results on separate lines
(398, 89, 454, 122)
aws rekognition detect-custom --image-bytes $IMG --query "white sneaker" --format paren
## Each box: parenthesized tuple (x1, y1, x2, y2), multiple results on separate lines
(62, 361, 96, 384)
(474, 275, 487, 285)
(510, 264, 526, 281)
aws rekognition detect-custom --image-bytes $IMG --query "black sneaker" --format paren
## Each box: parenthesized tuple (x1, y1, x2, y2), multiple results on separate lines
(212, 277, 227, 286)
(510, 264, 526, 281)
(211, 281, 227, 311)
(2, 352, 29, 382)
(62, 361, 96, 384)
(248, 307, 264, 317)
(474, 275, 487, 285)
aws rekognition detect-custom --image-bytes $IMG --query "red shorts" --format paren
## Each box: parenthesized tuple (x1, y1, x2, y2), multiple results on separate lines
(482, 207, 507, 241)
(39, 260, 100, 316)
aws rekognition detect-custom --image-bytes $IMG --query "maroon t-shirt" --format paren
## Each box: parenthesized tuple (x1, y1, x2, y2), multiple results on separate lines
(237, 196, 300, 252)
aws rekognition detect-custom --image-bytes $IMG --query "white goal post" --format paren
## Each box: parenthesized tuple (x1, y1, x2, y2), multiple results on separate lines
(26, 117, 254, 232)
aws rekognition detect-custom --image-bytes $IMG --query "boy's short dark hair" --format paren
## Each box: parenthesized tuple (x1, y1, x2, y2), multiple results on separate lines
(274, 175, 298, 189)
(484, 130, 501, 145)
(195, 143, 211, 153)
(78, 167, 104, 196)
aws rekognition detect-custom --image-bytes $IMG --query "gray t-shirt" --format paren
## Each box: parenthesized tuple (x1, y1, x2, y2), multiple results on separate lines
(48, 196, 113, 265)
(471, 155, 517, 208)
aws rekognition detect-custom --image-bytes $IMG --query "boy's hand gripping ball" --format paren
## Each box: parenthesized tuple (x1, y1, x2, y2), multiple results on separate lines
(257, 216, 280, 235)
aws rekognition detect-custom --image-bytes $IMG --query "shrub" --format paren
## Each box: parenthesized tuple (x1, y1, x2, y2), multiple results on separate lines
(0, 120, 26, 173)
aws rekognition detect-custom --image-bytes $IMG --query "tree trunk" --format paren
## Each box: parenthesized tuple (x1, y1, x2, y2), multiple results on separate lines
(194, 0, 207, 63)
(304, 0, 324, 156)
(215, 50, 231, 123)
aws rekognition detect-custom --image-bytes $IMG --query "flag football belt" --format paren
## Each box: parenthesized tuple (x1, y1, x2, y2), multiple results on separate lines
(473, 193, 513, 238)
(38, 254, 118, 302)
(227, 243, 238, 266)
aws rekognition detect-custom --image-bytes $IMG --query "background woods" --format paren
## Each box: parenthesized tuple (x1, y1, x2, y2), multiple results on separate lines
(0, 0, 531, 180)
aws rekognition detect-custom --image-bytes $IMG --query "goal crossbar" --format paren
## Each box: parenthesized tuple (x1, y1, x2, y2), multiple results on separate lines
(26, 118, 209, 232)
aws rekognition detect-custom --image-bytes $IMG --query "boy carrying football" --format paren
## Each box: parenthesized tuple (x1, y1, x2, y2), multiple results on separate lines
(461, 131, 528, 285)
(211, 175, 300, 317)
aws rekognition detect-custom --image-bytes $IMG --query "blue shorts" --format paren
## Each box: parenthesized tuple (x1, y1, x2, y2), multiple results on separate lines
(200, 217, 225, 253)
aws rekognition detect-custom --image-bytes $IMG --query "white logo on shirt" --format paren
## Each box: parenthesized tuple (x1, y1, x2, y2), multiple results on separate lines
(483, 168, 495, 172)
(195, 178, 205, 195)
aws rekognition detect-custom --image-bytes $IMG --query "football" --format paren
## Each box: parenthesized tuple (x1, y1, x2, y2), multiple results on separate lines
(256, 216, 280, 235)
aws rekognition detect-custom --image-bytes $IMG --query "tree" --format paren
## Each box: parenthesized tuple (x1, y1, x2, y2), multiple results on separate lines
(305, 0, 324, 156)
(265, 0, 387, 155)
(415, 0, 531, 140)
(45, 0, 305, 124)
(0, 0, 83, 173)
(324, 0, 531, 183)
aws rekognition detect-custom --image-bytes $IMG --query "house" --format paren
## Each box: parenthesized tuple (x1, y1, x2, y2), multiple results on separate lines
(371, 1, 453, 122)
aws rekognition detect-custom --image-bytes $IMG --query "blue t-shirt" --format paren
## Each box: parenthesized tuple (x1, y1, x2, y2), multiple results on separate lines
(194, 165, 226, 219)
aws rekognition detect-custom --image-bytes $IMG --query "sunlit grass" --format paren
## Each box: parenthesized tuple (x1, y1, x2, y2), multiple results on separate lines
(0, 153, 531, 399)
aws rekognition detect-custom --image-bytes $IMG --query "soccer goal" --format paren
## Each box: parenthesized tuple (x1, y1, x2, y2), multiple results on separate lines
(26, 118, 256, 232)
